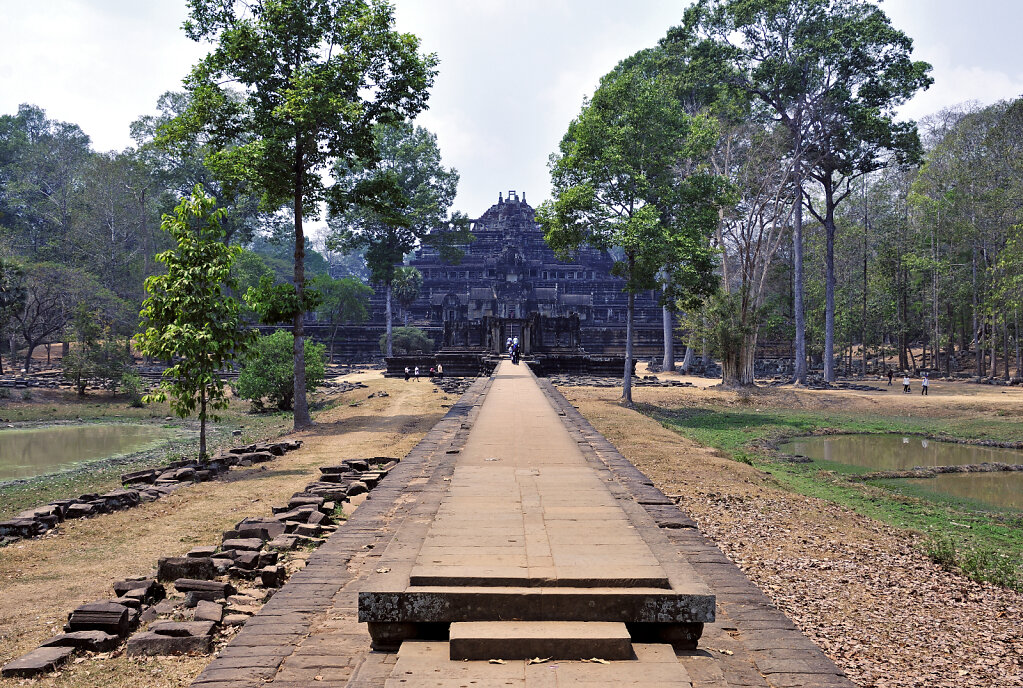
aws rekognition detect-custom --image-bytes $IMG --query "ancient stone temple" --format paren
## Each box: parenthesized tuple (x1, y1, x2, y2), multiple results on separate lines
(315, 190, 670, 362)
(405, 190, 665, 353)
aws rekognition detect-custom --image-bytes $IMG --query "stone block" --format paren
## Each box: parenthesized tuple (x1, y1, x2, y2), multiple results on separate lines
(346, 481, 368, 496)
(126, 632, 211, 656)
(221, 537, 264, 551)
(260, 566, 286, 588)
(234, 551, 260, 570)
(222, 614, 249, 627)
(149, 620, 216, 637)
(66, 601, 133, 637)
(174, 579, 235, 596)
(187, 546, 217, 558)
(64, 503, 96, 518)
(158, 556, 214, 582)
(193, 601, 223, 624)
(113, 578, 164, 603)
(267, 535, 300, 550)
(40, 630, 121, 652)
(1, 646, 75, 677)
(257, 551, 279, 568)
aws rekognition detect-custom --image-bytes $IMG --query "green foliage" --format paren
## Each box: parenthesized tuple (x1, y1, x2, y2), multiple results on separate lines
(120, 370, 146, 408)
(163, 0, 436, 428)
(61, 304, 131, 396)
(538, 49, 725, 399)
(236, 330, 326, 411)
(381, 326, 433, 356)
(330, 124, 465, 284)
(311, 275, 372, 327)
(135, 186, 255, 458)
(244, 274, 322, 326)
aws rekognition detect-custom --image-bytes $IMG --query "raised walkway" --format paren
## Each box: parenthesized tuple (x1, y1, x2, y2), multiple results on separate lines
(192, 362, 854, 687)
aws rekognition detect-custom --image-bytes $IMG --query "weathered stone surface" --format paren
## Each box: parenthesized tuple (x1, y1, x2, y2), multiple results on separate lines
(222, 614, 249, 627)
(113, 578, 164, 603)
(149, 620, 216, 637)
(126, 631, 212, 656)
(449, 621, 632, 661)
(1, 646, 75, 677)
(233, 551, 260, 570)
(174, 579, 235, 596)
(260, 566, 286, 588)
(66, 601, 133, 637)
(221, 537, 264, 551)
(187, 546, 217, 558)
(194, 601, 223, 624)
(234, 518, 286, 540)
(266, 535, 300, 550)
(157, 556, 214, 582)
(40, 630, 121, 652)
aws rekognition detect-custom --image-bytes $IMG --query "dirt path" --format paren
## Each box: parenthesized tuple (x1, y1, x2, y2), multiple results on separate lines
(564, 383, 1023, 688)
(0, 372, 446, 688)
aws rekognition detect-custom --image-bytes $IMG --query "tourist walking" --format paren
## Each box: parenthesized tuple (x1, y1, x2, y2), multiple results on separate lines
(414, 366, 420, 381)
(921, 373, 929, 396)
(887, 369, 894, 386)
(404, 366, 410, 382)
(902, 374, 911, 393)
(505, 336, 512, 356)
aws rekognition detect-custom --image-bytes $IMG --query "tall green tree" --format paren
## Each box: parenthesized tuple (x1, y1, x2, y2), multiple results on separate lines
(329, 123, 469, 356)
(0, 257, 26, 375)
(161, 0, 437, 428)
(686, 0, 931, 383)
(135, 187, 254, 459)
(310, 274, 372, 362)
(538, 57, 723, 404)
(392, 265, 423, 325)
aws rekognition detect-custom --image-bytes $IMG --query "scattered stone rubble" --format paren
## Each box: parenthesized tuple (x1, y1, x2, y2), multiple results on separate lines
(546, 373, 696, 388)
(0, 439, 303, 547)
(850, 461, 1023, 481)
(432, 377, 475, 395)
(0, 454, 400, 677)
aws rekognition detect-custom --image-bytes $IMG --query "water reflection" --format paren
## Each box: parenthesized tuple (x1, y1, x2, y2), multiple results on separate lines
(904, 473, 1023, 511)
(780, 434, 1023, 471)
(780, 434, 1023, 511)
(0, 424, 176, 481)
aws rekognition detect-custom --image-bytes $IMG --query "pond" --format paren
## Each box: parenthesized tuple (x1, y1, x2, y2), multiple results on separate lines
(0, 424, 178, 482)
(902, 472, 1023, 511)
(779, 434, 1023, 471)
(779, 434, 1023, 511)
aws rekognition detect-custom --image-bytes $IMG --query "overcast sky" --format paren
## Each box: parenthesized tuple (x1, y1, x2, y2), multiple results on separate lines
(2, 0, 1022, 221)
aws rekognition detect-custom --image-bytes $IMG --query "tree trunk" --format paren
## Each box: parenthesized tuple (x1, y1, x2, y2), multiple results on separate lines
(722, 330, 757, 388)
(973, 244, 982, 378)
(24, 342, 36, 374)
(989, 317, 997, 378)
(292, 142, 312, 429)
(1003, 315, 1011, 381)
(822, 180, 837, 383)
(623, 258, 635, 405)
(1015, 311, 1020, 379)
(681, 345, 693, 373)
(661, 305, 675, 372)
(792, 184, 807, 384)
(199, 390, 207, 461)
(385, 281, 394, 357)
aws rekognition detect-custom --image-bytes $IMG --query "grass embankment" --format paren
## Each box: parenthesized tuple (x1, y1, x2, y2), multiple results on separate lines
(0, 391, 295, 520)
(643, 400, 1023, 590)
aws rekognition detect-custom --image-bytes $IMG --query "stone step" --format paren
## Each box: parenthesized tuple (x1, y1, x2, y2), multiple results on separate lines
(448, 621, 632, 660)
(408, 566, 671, 588)
(359, 585, 715, 624)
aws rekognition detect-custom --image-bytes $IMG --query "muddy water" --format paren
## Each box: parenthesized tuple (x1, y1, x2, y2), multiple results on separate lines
(780, 434, 1023, 471)
(902, 472, 1023, 511)
(780, 434, 1023, 511)
(0, 424, 176, 481)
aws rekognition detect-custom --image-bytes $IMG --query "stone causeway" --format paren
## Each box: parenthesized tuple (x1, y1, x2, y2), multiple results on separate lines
(191, 361, 855, 687)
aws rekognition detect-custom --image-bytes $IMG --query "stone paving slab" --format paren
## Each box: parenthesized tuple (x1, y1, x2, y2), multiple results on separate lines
(191, 366, 855, 688)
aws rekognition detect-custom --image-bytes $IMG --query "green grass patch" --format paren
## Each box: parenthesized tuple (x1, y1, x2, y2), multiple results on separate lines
(642, 401, 1023, 591)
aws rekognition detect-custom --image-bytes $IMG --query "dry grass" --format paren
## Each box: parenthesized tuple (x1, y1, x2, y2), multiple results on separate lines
(0, 371, 446, 688)
(563, 380, 1023, 687)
